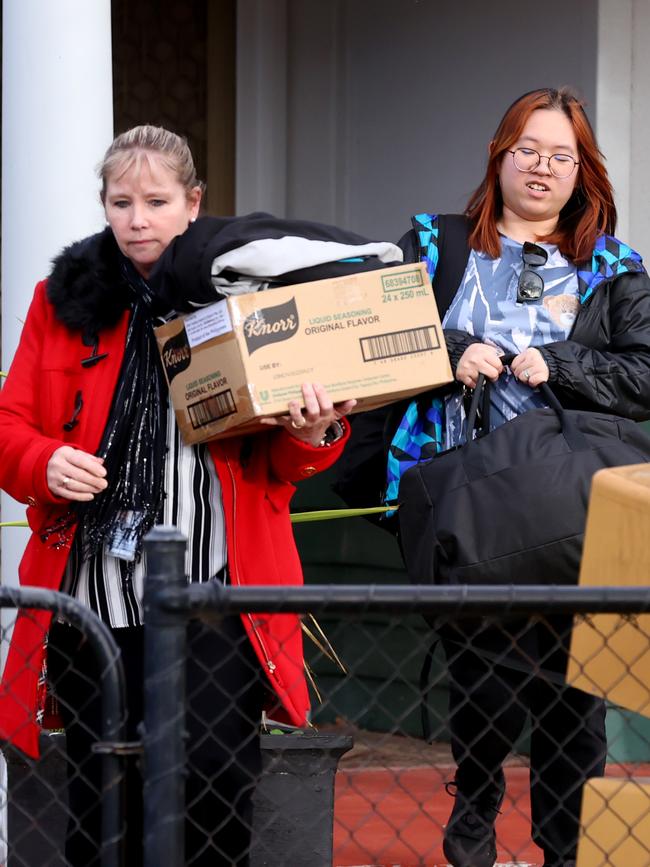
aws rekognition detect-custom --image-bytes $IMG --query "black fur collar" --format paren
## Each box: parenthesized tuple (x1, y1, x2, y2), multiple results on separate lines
(46, 228, 132, 342)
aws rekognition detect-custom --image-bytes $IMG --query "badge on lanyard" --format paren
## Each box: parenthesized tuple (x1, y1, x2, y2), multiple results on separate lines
(107, 510, 140, 562)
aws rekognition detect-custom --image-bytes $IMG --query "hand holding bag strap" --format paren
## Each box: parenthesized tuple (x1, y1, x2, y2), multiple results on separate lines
(461, 368, 590, 483)
(499, 353, 575, 440)
(489, 354, 588, 450)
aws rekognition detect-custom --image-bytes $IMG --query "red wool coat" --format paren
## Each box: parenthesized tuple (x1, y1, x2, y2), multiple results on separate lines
(0, 280, 348, 758)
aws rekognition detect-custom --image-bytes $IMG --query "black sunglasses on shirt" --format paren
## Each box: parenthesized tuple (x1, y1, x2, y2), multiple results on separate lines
(517, 241, 548, 303)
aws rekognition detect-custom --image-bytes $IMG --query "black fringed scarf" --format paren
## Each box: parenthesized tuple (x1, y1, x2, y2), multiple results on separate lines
(41, 214, 400, 556)
(73, 264, 168, 565)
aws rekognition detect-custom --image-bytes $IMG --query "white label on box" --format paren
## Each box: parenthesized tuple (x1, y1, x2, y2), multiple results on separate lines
(184, 301, 233, 348)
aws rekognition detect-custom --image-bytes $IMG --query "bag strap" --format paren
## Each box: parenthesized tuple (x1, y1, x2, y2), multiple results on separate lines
(384, 215, 471, 507)
(430, 214, 472, 317)
(462, 365, 590, 482)
(465, 374, 489, 440)
(537, 382, 590, 450)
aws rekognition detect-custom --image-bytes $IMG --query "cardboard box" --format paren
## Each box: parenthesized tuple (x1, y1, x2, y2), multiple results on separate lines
(566, 464, 650, 717)
(576, 776, 650, 866)
(154, 263, 452, 443)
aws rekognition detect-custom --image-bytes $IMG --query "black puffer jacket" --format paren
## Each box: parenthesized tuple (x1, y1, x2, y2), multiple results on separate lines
(334, 223, 650, 514)
(397, 223, 650, 673)
(399, 225, 650, 423)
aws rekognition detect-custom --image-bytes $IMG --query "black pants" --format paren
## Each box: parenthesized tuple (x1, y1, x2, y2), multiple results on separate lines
(443, 631, 607, 865)
(48, 616, 265, 866)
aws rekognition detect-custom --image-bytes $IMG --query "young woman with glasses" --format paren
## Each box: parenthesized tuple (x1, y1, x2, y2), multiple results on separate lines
(393, 87, 650, 867)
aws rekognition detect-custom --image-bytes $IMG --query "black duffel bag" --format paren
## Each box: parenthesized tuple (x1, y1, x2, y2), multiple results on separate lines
(398, 372, 650, 586)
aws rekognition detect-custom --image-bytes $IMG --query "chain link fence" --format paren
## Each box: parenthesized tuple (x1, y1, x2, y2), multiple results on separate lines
(0, 585, 126, 867)
(2, 528, 650, 865)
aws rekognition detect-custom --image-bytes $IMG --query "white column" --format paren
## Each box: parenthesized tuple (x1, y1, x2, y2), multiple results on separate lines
(1, 1, 114, 590)
(596, 0, 650, 252)
(235, 0, 288, 216)
(629, 1, 650, 254)
(596, 0, 633, 242)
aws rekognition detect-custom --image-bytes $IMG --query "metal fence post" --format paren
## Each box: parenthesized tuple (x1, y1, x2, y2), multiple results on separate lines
(142, 526, 188, 867)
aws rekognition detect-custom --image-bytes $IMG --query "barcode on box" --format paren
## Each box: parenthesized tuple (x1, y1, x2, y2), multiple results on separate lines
(360, 325, 440, 361)
(188, 389, 237, 429)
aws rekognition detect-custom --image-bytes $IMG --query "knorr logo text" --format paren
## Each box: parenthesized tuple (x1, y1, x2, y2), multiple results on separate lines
(160, 328, 192, 383)
(243, 297, 299, 354)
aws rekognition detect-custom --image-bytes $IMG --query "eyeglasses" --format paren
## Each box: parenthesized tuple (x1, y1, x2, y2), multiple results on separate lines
(508, 147, 579, 179)
(517, 241, 548, 303)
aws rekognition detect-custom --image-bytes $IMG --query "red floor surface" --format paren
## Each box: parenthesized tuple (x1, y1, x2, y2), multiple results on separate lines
(333, 763, 650, 867)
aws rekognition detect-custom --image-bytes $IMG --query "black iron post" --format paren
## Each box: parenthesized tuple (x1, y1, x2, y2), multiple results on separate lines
(142, 526, 188, 867)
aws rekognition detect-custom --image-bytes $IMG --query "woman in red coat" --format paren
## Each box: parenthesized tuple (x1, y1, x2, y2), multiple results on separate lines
(0, 126, 357, 866)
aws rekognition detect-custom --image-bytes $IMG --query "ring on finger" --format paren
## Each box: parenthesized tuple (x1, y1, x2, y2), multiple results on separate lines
(523, 369, 531, 381)
(290, 417, 306, 430)
(62, 476, 71, 488)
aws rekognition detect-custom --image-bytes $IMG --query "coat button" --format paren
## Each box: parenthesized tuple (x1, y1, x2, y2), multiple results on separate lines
(301, 465, 317, 477)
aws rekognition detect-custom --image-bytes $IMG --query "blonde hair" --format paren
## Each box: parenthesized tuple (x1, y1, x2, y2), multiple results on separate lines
(98, 125, 204, 202)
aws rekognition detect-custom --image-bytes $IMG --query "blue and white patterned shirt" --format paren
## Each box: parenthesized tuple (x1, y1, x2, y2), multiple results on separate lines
(443, 236, 578, 447)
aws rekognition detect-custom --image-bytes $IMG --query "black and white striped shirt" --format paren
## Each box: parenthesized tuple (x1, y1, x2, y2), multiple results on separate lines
(63, 404, 227, 628)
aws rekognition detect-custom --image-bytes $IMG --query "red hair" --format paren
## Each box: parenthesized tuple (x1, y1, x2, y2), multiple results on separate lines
(466, 88, 617, 263)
